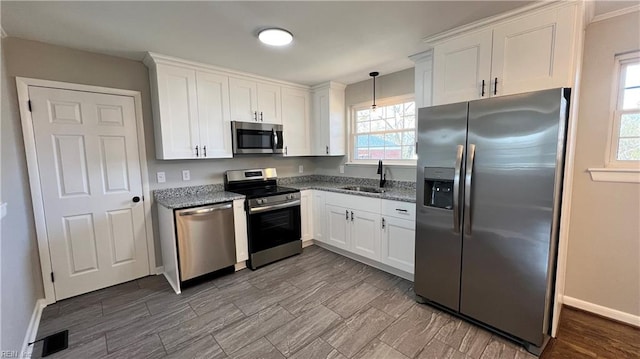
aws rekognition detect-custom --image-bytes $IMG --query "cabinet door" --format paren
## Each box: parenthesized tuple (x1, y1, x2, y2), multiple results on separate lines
(350, 210, 381, 261)
(313, 191, 326, 242)
(229, 77, 258, 122)
(432, 29, 493, 105)
(256, 82, 282, 124)
(491, 5, 576, 96)
(381, 216, 415, 274)
(311, 88, 330, 155)
(196, 71, 232, 158)
(281, 87, 311, 156)
(156, 64, 200, 159)
(325, 204, 350, 250)
(300, 190, 313, 241)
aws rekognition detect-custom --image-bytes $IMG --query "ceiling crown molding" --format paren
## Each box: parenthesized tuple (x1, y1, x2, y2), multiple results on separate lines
(421, 1, 569, 46)
(591, 4, 640, 24)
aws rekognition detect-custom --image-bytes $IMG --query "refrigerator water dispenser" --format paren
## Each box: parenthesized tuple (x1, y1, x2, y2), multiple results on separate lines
(423, 167, 455, 210)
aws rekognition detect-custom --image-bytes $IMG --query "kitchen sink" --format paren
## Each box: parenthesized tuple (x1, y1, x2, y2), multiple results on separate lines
(340, 186, 385, 193)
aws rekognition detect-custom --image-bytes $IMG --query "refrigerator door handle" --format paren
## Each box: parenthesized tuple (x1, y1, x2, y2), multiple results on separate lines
(464, 144, 476, 235)
(453, 144, 464, 233)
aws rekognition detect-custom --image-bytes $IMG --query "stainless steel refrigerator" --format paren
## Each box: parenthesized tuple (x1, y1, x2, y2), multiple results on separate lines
(414, 88, 570, 355)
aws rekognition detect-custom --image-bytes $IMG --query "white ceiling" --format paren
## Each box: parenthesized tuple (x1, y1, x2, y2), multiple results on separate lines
(1, 1, 557, 85)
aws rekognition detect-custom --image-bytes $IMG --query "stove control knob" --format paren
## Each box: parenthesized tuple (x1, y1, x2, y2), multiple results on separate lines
(256, 199, 263, 205)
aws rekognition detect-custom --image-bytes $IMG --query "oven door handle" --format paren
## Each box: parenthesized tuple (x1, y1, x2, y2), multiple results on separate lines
(249, 199, 300, 214)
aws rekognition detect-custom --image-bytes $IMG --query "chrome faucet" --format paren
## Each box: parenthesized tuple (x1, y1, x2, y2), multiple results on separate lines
(377, 160, 387, 188)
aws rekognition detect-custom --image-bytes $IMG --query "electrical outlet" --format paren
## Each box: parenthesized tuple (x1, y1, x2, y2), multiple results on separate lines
(156, 172, 166, 183)
(339, 165, 345, 174)
(182, 170, 191, 181)
(298, 165, 304, 174)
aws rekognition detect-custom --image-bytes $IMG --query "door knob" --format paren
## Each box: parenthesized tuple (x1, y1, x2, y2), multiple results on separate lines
(132, 196, 141, 203)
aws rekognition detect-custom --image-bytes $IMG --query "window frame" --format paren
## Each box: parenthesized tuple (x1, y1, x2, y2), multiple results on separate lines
(606, 51, 640, 168)
(347, 94, 417, 166)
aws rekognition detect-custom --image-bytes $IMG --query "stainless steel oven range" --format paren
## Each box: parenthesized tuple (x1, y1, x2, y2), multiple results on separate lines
(224, 168, 301, 269)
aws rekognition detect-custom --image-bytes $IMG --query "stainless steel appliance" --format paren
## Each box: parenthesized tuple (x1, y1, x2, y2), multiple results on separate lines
(175, 203, 236, 281)
(231, 121, 284, 154)
(224, 168, 301, 269)
(414, 88, 570, 355)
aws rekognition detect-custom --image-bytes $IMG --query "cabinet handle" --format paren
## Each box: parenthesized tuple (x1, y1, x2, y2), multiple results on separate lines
(494, 77, 498, 95)
(382, 217, 385, 229)
(260, 112, 264, 122)
(395, 208, 408, 213)
(195, 145, 199, 157)
(346, 210, 349, 220)
(351, 211, 354, 221)
(254, 111, 258, 121)
(326, 145, 329, 154)
(203, 145, 207, 157)
(481, 80, 485, 97)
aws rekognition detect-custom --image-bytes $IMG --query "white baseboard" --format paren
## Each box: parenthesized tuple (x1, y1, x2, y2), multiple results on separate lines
(302, 239, 314, 248)
(21, 299, 46, 358)
(154, 266, 164, 275)
(234, 261, 247, 271)
(563, 295, 640, 327)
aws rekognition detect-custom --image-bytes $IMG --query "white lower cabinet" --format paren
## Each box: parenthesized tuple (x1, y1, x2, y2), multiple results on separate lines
(300, 190, 313, 242)
(325, 204, 350, 250)
(381, 216, 415, 274)
(314, 192, 415, 275)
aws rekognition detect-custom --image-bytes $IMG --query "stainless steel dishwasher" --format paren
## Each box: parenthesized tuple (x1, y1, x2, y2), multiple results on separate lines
(175, 202, 236, 281)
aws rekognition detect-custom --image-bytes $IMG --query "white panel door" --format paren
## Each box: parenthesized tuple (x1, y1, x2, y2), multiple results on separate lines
(491, 5, 576, 96)
(432, 29, 493, 105)
(256, 82, 282, 124)
(156, 64, 200, 159)
(350, 210, 381, 261)
(325, 204, 350, 250)
(29, 86, 149, 300)
(229, 77, 258, 122)
(281, 87, 310, 156)
(381, 216, 415, 274)
(196, 71, 232, 158)
(313, 191, 326, 242)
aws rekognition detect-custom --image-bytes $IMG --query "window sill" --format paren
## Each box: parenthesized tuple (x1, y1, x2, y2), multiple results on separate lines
(345, 161, 417, 168)
(587, 168, 640, 183)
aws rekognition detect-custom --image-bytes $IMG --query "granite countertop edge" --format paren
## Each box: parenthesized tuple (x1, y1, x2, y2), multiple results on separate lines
(285, 182, 416, 203)
(155, 191, 245, 209)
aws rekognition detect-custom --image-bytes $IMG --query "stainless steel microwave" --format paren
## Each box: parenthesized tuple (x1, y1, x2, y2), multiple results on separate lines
(231, 121, 284, 154)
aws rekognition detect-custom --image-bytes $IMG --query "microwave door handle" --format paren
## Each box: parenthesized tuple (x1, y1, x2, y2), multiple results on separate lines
(272, 129, 278, 151)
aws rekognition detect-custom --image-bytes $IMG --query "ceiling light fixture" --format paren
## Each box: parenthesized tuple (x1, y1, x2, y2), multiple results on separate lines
(258, 28, 293, 46)
(370, 71, 379, 111)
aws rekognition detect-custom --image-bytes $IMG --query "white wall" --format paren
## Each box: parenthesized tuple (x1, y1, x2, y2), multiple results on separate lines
(314, 68, 417, 182)
(564, 11, 640, 318)
(1, 37, 44, 353)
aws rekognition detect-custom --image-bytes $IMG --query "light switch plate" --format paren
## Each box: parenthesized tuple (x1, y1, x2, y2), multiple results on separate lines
(182, 170, 191, 181)
(339, 165, 345, 174)
(298, 165, 304, 174)
(156, 172, 166, 183)
(0, 202, 7, 220)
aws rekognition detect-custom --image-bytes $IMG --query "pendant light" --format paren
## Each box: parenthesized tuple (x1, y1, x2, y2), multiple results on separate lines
(370, 71, 379, 111)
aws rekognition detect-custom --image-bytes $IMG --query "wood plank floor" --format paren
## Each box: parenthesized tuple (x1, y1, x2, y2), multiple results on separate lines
(31, 246, 638, 358)
(541, 306, 640, 358)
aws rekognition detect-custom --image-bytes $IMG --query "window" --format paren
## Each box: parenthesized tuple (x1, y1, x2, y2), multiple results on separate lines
(351, 96, 416, 163)
(609, 52, 640, 165)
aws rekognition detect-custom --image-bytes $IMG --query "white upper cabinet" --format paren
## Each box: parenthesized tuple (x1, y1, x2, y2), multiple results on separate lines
(229, 78, 282, 124)
(491, 5, 577, 96)
(430, 3, 578, 106)
(433, 29, 493, 105)
(149, 62, 233, 160)
(311, 82, 346, 156)
(196, 71, 232, 158)
(281, 87, 311, 156)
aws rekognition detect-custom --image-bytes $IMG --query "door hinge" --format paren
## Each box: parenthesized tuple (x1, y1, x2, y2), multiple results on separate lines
(28, 100, 33, 112)
(51, 272, 55, 283)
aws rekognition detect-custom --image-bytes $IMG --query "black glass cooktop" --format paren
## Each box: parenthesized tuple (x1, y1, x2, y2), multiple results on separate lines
(229, 186, 299, 199)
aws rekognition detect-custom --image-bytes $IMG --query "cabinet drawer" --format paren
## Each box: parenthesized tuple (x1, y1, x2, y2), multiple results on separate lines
(324, 191, 381, 213)
(382, 200, 415, 220)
